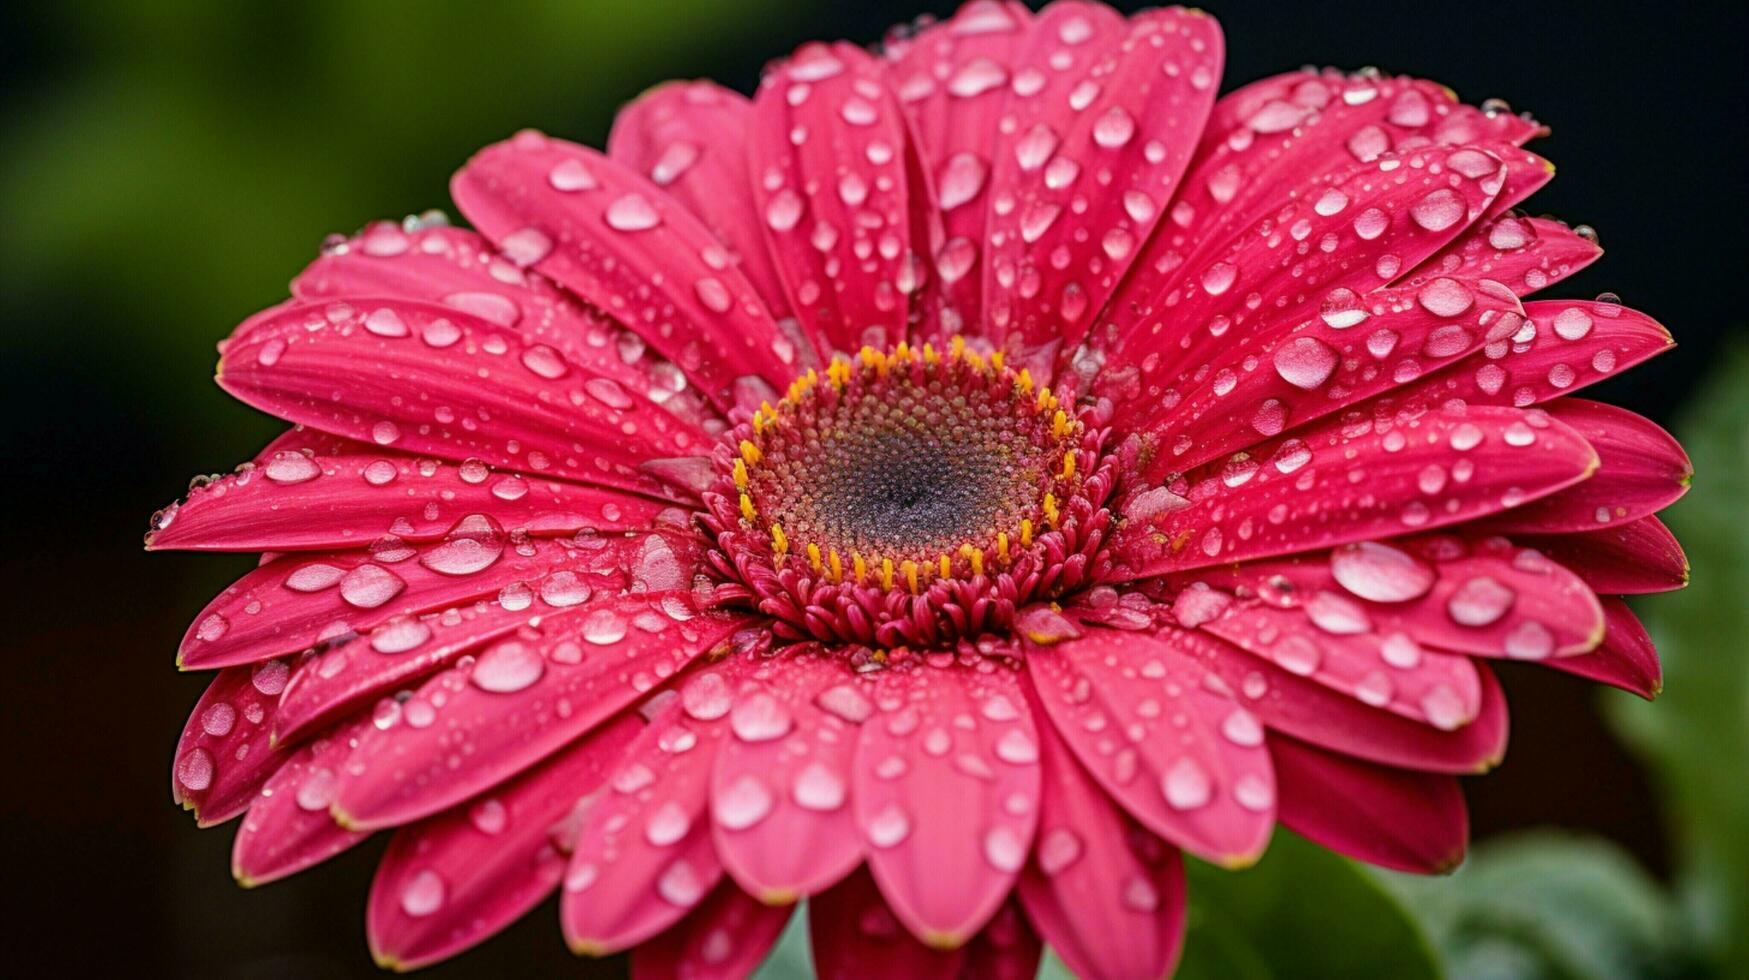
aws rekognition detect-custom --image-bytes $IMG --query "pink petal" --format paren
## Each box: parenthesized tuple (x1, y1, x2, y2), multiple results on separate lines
(1165, 627, 1510, 774)
(451, 130, 801, 405)
(979, 5, 1222, 356)
(1108, 405, 1599, 577)
(1153, 279, 1526, 471)
(809, 867, 967, 978)
(178, 526, 700, 670)
(332, 594, 755, 830)
(710, 650, 864, 901)
(1163, 72, 1536, 277)
(171, 660, 303, 826)
(231, 718, 371, 885)
(884, 1, 1034, 329)
(1015, 691, 1187, 980)
(1515, 516, 1688, 595)
(1196, 600, 1485, 729)
(1028, 626, 1275, 867)
(1542, 598, 1662, 699)
(1269, 735, 1468, 874)
(217, 297, 709, 498)
(750, 42, 919, 354)
(291, 224, 714, 424)
(562, 698, 730, 955)
(1103, 142, 1537, 437)
(1184, 532, 1606, 661)
(629, 882, 795, 980)
(367, 714, 641, 970)
(149, 428, 674, 553)
(855, 663, 1040, 947)
(1402, 216, 1601, 297)
(1356, 299, 1675, 415)
(1483, 400, 1691, 532)
(272, 595, 538, 745)
(608, 82, 793, 322)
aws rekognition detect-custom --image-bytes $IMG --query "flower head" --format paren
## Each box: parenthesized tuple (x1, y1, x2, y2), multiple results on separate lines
(152, 2, 1690, 975)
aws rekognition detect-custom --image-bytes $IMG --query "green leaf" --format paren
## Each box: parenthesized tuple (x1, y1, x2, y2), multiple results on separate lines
(1611, 342, 1749, 975)
(1376, 832, 1694, 980)
(1177, 830, 1441, 979)
(752, 900, 813, 980)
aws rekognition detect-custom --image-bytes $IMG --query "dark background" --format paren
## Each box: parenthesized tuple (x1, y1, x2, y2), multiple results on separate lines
(3, 1, 1744, 976)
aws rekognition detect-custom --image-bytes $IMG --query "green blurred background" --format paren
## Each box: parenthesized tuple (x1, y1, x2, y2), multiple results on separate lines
(2, 0, 1744, 976)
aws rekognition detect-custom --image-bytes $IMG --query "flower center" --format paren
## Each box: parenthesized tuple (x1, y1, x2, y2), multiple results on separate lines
(704, 340, 1119, 654)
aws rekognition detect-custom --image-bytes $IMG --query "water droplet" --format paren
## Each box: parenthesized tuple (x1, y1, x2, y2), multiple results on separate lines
(1273, 336, 1338, 389)
(400, 870, 446, 917)
(1330, 541, 1435, 602)
(1447, 576, 1516, 626)
(1161, 758, 1211, 810)
(471, 639, 545, 693)
(339, 563, 405, 609)
(605, 193, 662, 232)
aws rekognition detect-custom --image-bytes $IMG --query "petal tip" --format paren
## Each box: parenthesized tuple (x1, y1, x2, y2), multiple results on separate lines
(329, 803, 362, 832)
(569, 938, 611, 959)
(757, 887, 800, 907)
(921, 929, 969, 952)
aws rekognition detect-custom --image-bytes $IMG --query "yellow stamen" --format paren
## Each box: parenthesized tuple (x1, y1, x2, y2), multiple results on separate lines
(965, 349, 986, 373)
(739, 493, 757, 522)
(732, 459, 749, 490)
(881, 557, 895, 591)
(829, 548, 844, 584)
(1036, 386, 1052, 411)
(990, 351, 1005, 371)
(1060, 451, 1076, 480)
(852, 551, 868, 585)
(807, 542, 823, 574)
(1020, 519, 1034, 547)
(770, 523, 788, 557)
(938, 554, 952, 580)
(739, 439, 762, 466)
(1052, 409, 1068, 440)
(963, 545, 984, 577)
(922, 342, 939, 366)
(996, 531, 1010, 563)
(895, 341, 911, 363)
(1043, 493, 1059, 527)
(902, 560, 920, 594)
(1016, 368, 1034, 396)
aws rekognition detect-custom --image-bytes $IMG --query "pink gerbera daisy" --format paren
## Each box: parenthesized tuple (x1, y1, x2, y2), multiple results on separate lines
(151, 1, 1692, 975)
